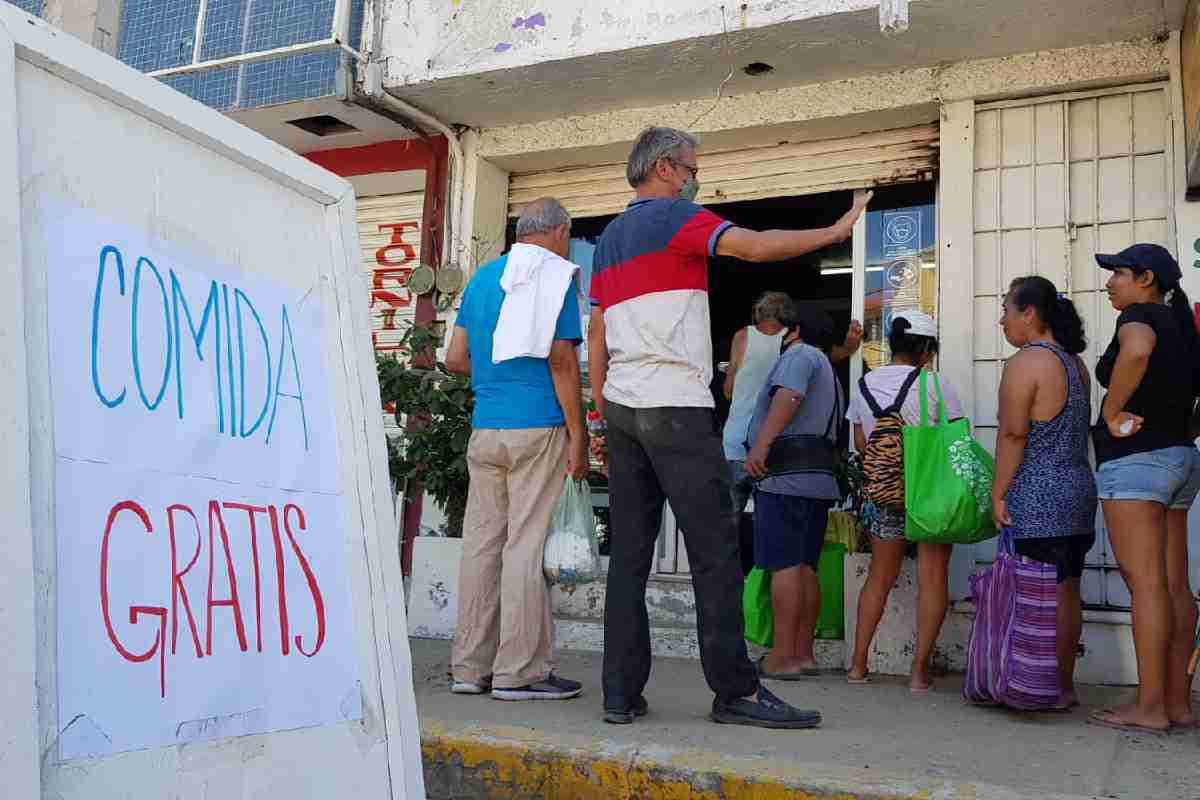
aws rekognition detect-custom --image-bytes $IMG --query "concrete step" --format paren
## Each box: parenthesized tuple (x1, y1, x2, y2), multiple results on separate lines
(407, 537, 709, 639)
(555, 615, 847, 669)
(550, 575, 699, 626)
(409, 537, 847, 668)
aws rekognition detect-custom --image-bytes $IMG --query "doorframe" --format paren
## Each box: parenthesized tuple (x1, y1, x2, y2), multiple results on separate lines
(849, 189, 869, 399)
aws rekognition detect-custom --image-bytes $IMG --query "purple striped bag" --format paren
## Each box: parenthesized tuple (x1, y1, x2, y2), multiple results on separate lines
(963, 531, 1060, 710)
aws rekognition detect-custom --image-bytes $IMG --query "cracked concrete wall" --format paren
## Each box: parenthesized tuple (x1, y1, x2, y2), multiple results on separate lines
(384, 0, 876, 85)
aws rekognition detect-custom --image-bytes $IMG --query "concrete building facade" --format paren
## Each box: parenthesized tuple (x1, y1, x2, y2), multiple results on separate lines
(383, 0, 1200, 684)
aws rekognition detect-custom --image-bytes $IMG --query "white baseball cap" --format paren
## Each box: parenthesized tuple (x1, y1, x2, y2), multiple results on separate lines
(891, 310, 937, 338)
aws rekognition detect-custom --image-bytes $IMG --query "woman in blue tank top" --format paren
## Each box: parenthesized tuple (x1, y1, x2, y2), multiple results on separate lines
(993, 276, 1097, 710)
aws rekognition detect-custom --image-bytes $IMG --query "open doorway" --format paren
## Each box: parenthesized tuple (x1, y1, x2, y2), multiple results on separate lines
(505, 182, 939, 574)
(704, 191, 853, 427)
(553, 189, 857, 429)
(524, 188, 859, 574)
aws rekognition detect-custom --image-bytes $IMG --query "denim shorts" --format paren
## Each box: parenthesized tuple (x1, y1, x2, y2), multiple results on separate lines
(865, 503, 907, 541)
(1096, 446, 1200, 510)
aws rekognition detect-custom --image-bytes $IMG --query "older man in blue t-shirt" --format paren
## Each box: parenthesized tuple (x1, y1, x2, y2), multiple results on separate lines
(444, 197, 587, 702)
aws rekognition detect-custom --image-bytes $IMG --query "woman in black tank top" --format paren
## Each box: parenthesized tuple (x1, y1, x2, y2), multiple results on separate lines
(1089, 244, 1200, 735)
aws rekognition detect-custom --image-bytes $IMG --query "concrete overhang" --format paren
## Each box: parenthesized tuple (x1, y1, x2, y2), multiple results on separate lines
(382, 0, 1184, 130)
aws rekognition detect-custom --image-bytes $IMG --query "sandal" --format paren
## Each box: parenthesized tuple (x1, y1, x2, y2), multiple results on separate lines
(756, 656, 819, 681)
(1088, 709, 1168, 736)
(846, 673, 872, 685)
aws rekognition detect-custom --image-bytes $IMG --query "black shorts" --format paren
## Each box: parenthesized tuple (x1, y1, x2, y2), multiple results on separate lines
(1012, 534, 1096, 583)
(752, 491, 832, 571)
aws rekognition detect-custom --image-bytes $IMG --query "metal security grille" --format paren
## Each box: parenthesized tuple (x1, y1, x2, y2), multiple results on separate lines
(117, 0, 364, 112)
(5, 0, 44, 16)
(970, 83, 1174, 610)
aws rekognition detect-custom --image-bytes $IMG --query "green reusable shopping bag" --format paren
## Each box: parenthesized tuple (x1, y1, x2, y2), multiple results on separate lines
(742, 567, 774, 647)
(902, 371, 997, 545)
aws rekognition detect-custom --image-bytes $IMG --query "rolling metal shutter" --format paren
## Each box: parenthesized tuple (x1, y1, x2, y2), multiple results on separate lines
(357, 191, 425, 355)
(508, 125, 939, 219)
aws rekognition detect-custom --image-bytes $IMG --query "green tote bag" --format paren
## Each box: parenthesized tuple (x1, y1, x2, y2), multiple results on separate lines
(742, 567, 773, 647)
(902, 371, 997, 545)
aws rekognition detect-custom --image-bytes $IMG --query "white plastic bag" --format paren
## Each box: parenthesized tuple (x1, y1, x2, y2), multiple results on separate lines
(542, 478, 601, 586)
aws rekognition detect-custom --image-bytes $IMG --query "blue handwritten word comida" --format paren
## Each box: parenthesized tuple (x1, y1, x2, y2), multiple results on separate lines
(90, 245, 309, 448)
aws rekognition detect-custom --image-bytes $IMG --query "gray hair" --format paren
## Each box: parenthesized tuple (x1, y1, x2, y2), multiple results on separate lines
(515, 197, 571, 237)
(626, 127, 698, 188)
(753, 292, 794, 325)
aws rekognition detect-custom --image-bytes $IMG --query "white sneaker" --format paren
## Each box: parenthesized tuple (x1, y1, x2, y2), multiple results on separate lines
(451, 678, 491, 695)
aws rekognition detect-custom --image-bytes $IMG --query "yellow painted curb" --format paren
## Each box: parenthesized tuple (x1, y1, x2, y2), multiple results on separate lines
(420, 719, 1092, 800)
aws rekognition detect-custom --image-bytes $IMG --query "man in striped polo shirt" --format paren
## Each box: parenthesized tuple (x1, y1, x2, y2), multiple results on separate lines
(589, 126, 870, 728)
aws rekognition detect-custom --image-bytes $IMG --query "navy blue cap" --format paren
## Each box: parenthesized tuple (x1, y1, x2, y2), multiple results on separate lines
(1095, 243, 1181, 291)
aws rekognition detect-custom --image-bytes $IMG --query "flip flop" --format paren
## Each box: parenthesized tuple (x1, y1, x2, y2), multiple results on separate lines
(846, 674, 872, 685)
(909, 683, 934, 695)
(1088, 709, 1169, 736)
(756, 656, 819, 681)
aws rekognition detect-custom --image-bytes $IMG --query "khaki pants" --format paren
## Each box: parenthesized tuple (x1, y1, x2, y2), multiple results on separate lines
(452, 426, 567, 688)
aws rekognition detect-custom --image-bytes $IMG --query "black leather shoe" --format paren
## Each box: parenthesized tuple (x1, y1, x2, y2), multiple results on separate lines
(711, 686, 821, 729)
(603, 696, 649, 725)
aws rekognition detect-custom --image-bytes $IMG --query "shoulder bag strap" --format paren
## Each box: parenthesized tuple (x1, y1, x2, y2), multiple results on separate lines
(918, 370, 930, 426)
(824, 365, 843, 441)
(932, 372, 948, 425)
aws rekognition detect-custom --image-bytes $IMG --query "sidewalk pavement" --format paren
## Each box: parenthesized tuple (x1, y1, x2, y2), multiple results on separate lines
(410, 637, 1199, 800)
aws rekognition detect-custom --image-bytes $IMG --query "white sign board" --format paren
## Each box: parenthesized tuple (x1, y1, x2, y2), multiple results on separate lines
(49, 211, 362, 758)
(2, 8, 424, 796)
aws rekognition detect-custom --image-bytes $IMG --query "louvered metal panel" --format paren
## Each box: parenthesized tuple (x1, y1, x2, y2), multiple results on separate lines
(509, 125, 939, 219)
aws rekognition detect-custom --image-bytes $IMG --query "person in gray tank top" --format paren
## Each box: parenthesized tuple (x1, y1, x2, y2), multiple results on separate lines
(723, 292, 792, 517)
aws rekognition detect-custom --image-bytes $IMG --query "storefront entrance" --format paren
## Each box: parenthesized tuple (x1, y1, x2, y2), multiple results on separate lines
(547, 182, 939, 577)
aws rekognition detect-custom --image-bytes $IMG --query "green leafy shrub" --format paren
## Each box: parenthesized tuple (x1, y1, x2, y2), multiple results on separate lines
(376, 324, 473, 537)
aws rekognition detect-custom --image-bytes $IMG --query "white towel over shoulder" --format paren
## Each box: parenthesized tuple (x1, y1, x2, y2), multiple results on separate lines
(492, 242, 581, 363)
